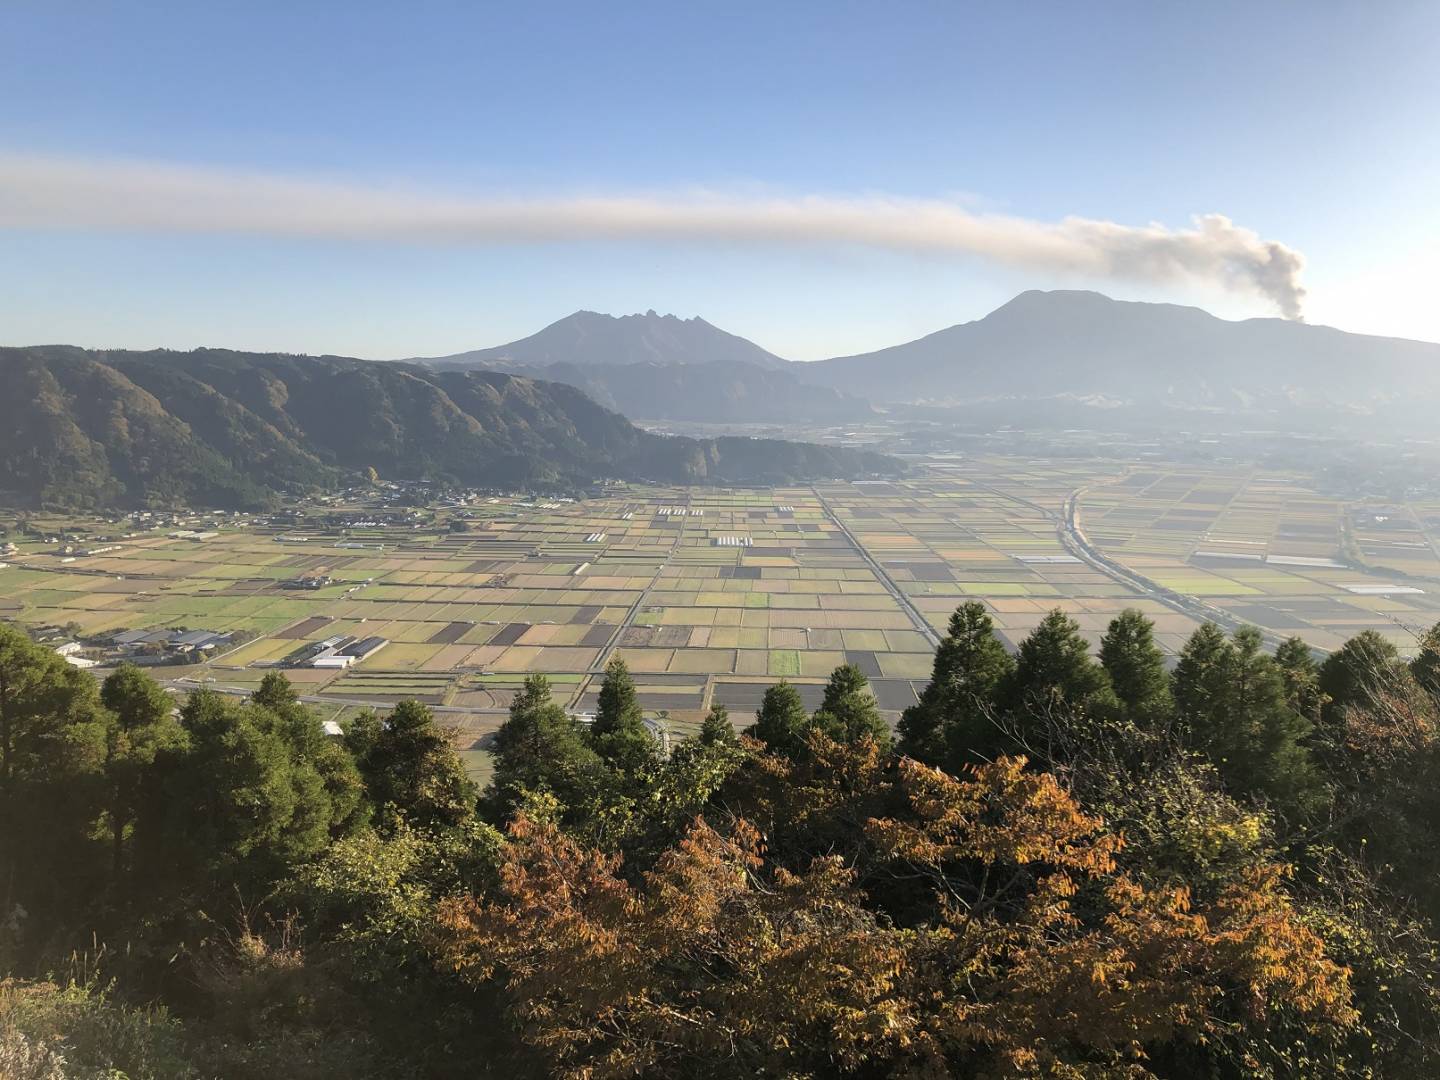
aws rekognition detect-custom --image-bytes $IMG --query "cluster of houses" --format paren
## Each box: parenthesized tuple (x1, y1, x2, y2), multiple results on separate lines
(104, 627, 235, 663)
(109, 627, 232, 652)
(21, 624, 234, 671)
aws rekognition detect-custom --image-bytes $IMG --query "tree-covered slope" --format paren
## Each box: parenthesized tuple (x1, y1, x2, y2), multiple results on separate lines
(0, 346, 901, 508)
(0, 347, 278, 509)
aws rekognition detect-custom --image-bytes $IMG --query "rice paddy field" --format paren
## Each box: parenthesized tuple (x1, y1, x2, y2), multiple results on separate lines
(815, 462, 1204, 654)
(6, 456, 1440, 763)
(1078, 465, 1440, 653)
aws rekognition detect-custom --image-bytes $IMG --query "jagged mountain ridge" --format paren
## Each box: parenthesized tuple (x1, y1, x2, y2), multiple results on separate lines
(0, 346, 901, 509)
(409, 310, 871, 424)
(415, 309, 791, 371)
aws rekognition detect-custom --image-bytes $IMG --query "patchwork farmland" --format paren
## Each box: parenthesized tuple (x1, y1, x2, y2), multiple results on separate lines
(6, 457, 1440, 768)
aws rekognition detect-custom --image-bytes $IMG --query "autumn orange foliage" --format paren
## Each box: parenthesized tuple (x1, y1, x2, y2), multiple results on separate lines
(433, 745, 1355, 1078)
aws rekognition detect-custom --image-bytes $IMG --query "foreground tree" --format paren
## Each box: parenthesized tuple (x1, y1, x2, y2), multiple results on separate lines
(810, 663, 891, 750)
(897, 601, 1013, 767)
(247, 673, 368, 836)
(589, 657, 657, 774)
(1009, 609, 1111, 708)
(1275, 635, 1327, 722)
(745, 680, 809, 757)
(435, 752, 1356, 1079)
(996, 609, 1113, 763)
(0, 625, 107, 942)
(1099, 608, 1172, 721)
(1173, 625, 1322, 817)
(489, 675, 605, 821)
(698, 701, 735, 746)
(1319, 630, 1420, 730)
(98, 663, 186, 890)
(151, 689, 339, 894)
(1412, 620, 1440, 704)
(353, 699, 477, 830)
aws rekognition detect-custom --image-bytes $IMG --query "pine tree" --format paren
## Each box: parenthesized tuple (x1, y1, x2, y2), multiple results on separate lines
(0, 624, 108, 922)
(1275, 636, 1326, 722)
(491, 674, 605, 818)
(898, 601, 1012, 767)
(747, 680, 809, 756)
(811, 663, 892, 750)
(590, 657, 657, 774)
(699, 702, 736, 746)
(1008, 610, 1111, 711)
(251, 670, 300, 712)
(999, 609, 1113, 760)
(158, 689, 338, 894)
(1173, 625, 1322, 816)
(248, 672, 368, 837)
(1171, 622, 1231, 739)
(355, 699, 477, 829)
(99, 663, 186, 887)
(1099, 609, 1172, 720)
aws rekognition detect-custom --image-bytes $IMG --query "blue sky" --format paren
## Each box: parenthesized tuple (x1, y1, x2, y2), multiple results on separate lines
(2, 1, 1438, 359)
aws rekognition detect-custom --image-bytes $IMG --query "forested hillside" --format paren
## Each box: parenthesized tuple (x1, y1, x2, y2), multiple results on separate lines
(3, 607, 1439, 1078)
(0, 347, 899, 509)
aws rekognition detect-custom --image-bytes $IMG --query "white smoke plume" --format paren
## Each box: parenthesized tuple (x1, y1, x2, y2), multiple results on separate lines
(0, 153, 1306, 318)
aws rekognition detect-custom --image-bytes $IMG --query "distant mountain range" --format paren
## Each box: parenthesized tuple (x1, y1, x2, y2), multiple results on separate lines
(410, 310, 872, 424)
(415, 293, 1440, 430)
(799, 290, 1440, 417)
(11, 292, 1435, 513)
(0, 346, 900, 510)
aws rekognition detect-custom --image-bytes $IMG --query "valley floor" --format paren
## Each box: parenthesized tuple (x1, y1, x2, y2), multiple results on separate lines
(5, 455, 1440, 781)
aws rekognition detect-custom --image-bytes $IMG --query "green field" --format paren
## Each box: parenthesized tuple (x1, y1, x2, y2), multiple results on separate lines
(8, 458, 1439, 758)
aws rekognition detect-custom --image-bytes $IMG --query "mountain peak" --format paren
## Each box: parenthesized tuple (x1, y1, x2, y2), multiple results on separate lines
(802, 289, 1440, 411)
(414, 310, 788, 370)
(564, 309, 699, 323)
(985, 289, 1220, 324)
(1005, 288, 1112, 305)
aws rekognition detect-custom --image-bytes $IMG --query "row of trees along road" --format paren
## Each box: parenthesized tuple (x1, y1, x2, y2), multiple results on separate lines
(2, 607, 1440, 1078)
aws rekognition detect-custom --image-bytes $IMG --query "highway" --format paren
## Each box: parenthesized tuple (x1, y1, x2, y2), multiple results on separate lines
(1058, 487, 1299, 654)
(963, 474, 1301, 653)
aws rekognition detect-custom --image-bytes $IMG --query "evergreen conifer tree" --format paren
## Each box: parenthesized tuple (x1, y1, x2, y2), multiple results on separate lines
(898, 601, 1012, 767)
(699, 702, 736, 746)
(1099, 608, 1172, 720)
(747, 680, 809, 756)
(811, 663, 891, 750)
(590, 657, 657, 774)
